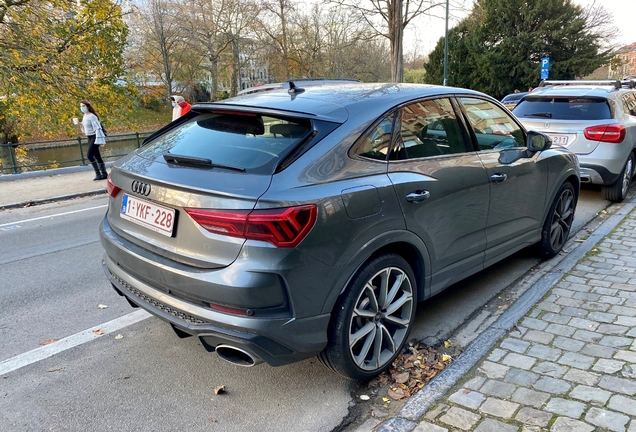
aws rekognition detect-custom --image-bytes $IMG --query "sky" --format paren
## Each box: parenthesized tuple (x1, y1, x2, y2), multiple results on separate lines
(403, 0, 636, 58)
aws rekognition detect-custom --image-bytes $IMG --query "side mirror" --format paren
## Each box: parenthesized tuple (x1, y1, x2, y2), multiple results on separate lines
(526, 131, 552, 152)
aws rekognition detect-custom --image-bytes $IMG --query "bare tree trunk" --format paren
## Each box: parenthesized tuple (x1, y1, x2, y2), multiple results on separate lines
(209, 57, 219, 101)
(279, 0, 291, 79)
(389, 0, 404, 83)
(231, 37, 240, 97)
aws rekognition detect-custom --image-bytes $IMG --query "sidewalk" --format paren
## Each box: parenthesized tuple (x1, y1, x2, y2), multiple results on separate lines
(0, 166, 108, 209)
(370, 198, 636, 431)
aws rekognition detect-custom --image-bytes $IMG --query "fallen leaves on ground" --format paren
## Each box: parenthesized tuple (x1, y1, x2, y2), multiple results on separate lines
(370, 342, 455, 402)
(114, 334, 123, 340)
(39, 339, 58, 346)
(92, 329, 104, 335)
(97, 304, 108, 309)
(213, 385, 226, 395)
(47, 367, 63, 372)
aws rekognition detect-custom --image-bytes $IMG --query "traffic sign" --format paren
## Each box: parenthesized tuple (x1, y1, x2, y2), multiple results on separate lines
(540, 57, 550, 80)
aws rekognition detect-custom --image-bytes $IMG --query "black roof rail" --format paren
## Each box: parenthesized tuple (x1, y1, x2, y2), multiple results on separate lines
(538, 79, 622, 89)
(284, 78, 361, 83)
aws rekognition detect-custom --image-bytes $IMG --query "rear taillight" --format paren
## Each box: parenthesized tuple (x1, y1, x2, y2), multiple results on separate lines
(185, 205, 317, 248)
(584, 124, 626, 143)
(107, 175, 121, 198)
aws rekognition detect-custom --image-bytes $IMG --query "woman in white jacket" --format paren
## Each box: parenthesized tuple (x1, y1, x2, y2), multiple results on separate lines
(78, 100, 107, 180)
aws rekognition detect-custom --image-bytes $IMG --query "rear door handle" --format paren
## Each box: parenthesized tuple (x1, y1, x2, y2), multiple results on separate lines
(490, 173, 508, 183)
(406, 190, 430, 203)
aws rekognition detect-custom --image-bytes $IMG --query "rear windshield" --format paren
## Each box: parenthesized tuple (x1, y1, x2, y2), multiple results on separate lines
(514, 97, 612, 120)
(139, 112, 312, 171)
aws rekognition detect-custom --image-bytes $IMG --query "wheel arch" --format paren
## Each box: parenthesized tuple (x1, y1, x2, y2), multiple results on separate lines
(320, 232, 430, 315)
(543, 168, 580, 224)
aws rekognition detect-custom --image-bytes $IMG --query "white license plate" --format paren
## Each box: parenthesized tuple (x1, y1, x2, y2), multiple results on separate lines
(548, 134, 569, 145)
(121, 194, 175, 237)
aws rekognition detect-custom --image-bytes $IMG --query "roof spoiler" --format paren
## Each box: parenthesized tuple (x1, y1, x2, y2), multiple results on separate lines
(539, 79, 636, 89)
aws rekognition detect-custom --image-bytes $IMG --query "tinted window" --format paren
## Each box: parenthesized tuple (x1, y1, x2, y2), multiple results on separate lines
(395, 98, 467, 160)
(356, 114, 394, 161)
(459, 97, 525, 150)
(514, 97, 612, 120)
(138, 112, 311, 171)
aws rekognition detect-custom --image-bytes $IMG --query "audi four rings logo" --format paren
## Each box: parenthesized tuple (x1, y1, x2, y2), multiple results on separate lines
(131, 180, 151, 196)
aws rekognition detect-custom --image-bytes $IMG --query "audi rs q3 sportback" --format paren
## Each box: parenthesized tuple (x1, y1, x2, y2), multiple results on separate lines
(100, 83, 579, 380)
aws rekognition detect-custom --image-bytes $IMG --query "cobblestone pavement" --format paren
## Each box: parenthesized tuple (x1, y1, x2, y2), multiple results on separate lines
(378, 208, 636, 431)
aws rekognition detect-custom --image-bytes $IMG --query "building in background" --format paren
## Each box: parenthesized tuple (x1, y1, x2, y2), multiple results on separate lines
(608, 42, 636, 79)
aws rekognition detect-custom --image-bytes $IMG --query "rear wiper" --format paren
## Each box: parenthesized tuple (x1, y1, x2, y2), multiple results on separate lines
(524, 112, 552, 118)
(163, 153, 245, 172)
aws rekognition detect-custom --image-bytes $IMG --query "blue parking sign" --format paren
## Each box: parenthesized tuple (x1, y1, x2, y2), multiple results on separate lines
(540, 57, 550, 80)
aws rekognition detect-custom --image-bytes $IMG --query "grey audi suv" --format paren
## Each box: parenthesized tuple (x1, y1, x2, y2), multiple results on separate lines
(100, 83, 579, 380)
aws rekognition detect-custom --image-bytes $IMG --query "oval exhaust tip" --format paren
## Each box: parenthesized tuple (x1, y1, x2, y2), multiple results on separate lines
(215, 345, 259, 367)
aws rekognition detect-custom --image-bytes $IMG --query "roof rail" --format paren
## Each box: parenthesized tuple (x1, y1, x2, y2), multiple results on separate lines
(284, 78, 361, 83)
(622, 79, 636, 89)
(538, 79, 622, 89)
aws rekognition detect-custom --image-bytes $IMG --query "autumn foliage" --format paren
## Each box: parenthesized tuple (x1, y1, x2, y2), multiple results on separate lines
(0, 0, 132, 142)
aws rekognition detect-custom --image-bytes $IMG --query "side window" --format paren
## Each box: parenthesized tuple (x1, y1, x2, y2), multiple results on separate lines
(356, 114, 394, 161)
(459, 97, 526, 150)
(622, 92, 636, 116)
(395, 98, 467, 160)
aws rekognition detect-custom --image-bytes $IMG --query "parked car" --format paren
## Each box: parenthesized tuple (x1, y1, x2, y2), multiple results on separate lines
(100, 82, 579, 380)
(501, 91, 529, 110)
(514, 79, 636, 202)
(237, 78, 361, 96)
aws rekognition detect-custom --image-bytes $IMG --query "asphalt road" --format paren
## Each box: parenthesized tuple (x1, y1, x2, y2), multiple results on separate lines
(0, 186, 612, 431)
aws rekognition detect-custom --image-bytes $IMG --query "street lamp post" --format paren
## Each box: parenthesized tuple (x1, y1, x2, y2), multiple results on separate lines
(443, 0, 449, 86)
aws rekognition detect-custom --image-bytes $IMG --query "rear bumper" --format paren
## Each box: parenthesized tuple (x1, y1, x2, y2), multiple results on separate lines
(578, 144, 632, 185)
(579, 164, 618, 185)
(103, 255, 331, 366)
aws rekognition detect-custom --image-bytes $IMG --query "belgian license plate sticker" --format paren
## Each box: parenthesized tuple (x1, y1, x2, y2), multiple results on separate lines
(121, 194, 175, 236)
(548, 134, 569, 145)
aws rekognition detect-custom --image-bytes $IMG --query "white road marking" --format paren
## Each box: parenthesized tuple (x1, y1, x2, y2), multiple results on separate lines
(0, 205, 107, 228)
(0, 309, 150, 376)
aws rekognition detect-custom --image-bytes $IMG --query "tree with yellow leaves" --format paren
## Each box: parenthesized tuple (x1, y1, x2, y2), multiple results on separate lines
(0, 0, 130, 143)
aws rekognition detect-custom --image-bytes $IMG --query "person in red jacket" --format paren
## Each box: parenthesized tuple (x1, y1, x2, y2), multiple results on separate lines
(170, 95, 191, 121)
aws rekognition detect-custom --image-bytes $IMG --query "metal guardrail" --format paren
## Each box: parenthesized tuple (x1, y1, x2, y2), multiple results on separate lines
(0, 131, 156, 175)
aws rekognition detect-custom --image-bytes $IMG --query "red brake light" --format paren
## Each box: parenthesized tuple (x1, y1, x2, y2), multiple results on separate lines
(185, 205, 317, 248)
(584, 124, 626, 143)
(107, 175, 121, 198)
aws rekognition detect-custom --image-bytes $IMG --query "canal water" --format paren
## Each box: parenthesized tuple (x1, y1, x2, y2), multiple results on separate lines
(1, 132, 155, 174)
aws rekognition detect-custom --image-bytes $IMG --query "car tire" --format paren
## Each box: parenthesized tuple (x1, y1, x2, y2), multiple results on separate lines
(319, 254, 417, 381)
(538, 182, 575, 259)
(602, 153, 634, 203)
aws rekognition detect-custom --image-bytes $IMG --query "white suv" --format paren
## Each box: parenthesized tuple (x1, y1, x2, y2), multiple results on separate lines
(514, 79, 636, 202)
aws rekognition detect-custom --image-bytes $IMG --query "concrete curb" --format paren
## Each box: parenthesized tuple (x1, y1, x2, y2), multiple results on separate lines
(0, 189, 107, 211)
(375, 197, 636, 432)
